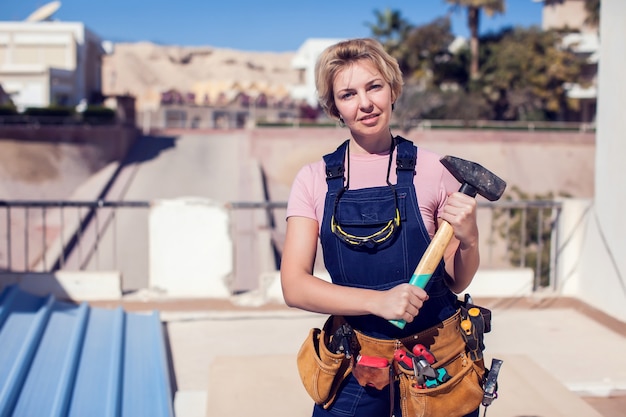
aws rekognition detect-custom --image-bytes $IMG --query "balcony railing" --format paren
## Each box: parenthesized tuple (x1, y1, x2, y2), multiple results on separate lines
(0, 199, 561, 292)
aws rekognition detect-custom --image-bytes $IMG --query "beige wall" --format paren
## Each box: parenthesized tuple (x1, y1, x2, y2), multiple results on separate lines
(3, 30, 76, 69)
(83, 38, 102, 99)
(543, 0, 595, 33)
(549, 0, 626, 323)
(248, 127, 596, 202)
(0, 22, 104, 108)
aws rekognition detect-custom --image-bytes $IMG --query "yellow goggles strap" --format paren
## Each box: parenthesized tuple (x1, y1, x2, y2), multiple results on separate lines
(331, 208, 401, 246)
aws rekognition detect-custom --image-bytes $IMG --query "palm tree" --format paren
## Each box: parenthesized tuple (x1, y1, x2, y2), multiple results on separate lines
(445, 0, 505, 80)
(584, 0, 600, 30)
(367, 9, 413, 73)
(367, 8, 411, 46)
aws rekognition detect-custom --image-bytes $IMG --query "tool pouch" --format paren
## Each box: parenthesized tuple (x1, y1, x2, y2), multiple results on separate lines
(396, 348, 485, 417)
(395, 311, 486, 417)
(296, 316, 353, 409)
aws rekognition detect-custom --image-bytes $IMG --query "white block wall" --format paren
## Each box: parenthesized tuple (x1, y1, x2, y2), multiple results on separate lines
(149, 198, 232, 298)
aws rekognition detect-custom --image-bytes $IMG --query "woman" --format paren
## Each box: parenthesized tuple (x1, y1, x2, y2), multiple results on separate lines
(280, 38, 483, 417)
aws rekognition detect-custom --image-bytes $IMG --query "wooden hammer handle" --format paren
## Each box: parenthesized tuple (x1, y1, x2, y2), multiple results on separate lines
(409, 221, 454, 285)
(389, 220, 454, 329)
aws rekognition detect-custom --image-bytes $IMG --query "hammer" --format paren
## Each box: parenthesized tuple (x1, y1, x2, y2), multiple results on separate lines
(390, 156, 506, 329)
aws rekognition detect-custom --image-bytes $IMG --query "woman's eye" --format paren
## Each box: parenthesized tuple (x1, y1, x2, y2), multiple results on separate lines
(340, 92, 354, 100)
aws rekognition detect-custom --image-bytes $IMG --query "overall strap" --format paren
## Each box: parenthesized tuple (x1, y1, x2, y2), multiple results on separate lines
(324, 138, 416, 188)
(323, 139, 349, 192)
(395, 136, 417, 184)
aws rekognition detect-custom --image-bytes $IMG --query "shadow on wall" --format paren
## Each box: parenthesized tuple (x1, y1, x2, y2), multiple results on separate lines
(123, 135, 178, 166)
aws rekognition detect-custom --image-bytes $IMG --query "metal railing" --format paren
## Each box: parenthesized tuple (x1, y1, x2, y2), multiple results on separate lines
(0, 200, 150, 273)
(0, 199, 562, 291)
(405, 119, 595, 133)
(486, 200, 563, 291)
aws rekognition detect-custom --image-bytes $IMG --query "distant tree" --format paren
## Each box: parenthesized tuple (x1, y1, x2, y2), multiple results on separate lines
(445, 0, 505, 80)
(394, 85, 492, 129)
(584, 0, 600, 30)
(493, 186, 571, 288)
(432, 49, 469, 89)
(479, 27, 583, 120)
(367, 8, 413, 73)
(403, 17, 456, 81)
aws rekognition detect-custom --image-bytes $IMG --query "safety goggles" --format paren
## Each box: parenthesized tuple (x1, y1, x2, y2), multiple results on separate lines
(330, 186, 401, 247)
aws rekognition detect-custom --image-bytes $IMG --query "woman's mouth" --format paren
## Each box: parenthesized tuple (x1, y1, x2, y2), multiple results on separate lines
(359, 113, 380, 125)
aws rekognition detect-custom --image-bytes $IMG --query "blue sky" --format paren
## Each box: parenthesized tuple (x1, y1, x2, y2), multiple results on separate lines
(1, 0, 544, 52)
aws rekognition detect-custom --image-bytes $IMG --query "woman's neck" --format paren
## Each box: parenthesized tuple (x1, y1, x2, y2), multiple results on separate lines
(350, 131, 395, 155)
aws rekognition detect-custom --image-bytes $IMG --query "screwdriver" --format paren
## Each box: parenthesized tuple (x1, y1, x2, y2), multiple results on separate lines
(460, 307, 485, 361)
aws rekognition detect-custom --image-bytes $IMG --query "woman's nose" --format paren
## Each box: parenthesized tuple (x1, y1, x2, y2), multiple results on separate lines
(358, 94, 374, 111)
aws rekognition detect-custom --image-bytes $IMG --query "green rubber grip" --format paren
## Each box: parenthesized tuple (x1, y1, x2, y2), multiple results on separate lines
(389, 273, 432, 329)
(408, 273, 432, 289)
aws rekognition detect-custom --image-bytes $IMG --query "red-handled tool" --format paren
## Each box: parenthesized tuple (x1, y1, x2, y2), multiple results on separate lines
(394, 348, 438, 388)
(393, 349, 414, 370)
(356, 355, 389, 369)
(412, 344, 435, 364)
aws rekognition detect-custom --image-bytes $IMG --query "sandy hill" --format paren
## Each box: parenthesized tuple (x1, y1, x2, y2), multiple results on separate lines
(102, 42, 299, 110)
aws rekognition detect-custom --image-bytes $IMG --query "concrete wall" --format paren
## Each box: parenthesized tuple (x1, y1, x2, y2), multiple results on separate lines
(0, 124, 138, 161)
(0, 124, 139, 200)
(1, 120, 619, 312)
(250, 127, 596, 202)
(557, 0, 626, 322)
(0, 271, 122, 300)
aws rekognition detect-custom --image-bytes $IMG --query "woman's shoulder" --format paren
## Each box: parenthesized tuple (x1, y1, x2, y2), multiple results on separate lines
(292, 158, 327, 192)
(415, 147, 445, 173)
(416, 146, 442, 160)
(295, 158, 326, 178)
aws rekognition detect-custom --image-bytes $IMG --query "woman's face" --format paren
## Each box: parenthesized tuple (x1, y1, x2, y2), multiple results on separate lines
(333, 59, 394, 141)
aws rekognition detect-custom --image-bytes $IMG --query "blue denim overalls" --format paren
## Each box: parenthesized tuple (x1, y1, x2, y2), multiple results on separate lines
(312, 137, 460, 417)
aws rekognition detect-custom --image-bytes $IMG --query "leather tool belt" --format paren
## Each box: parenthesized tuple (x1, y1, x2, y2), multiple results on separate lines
(297, 309, 488, 416)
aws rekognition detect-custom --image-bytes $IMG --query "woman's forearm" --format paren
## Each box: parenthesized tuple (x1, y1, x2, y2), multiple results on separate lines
(282, 271, 382, 316)
(445, 238, 480, 293)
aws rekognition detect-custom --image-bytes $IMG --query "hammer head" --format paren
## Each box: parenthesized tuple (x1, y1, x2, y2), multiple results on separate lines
(440, 155, 506, 201)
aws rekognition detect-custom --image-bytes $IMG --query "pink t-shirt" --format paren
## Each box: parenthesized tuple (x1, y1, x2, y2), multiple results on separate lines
(286, 144, 461, 238)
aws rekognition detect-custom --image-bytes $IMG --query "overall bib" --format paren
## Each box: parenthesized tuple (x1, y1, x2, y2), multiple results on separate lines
(313, 137, 459, 416)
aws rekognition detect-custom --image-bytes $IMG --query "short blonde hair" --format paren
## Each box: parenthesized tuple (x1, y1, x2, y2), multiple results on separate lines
(315, 38, 403, 119)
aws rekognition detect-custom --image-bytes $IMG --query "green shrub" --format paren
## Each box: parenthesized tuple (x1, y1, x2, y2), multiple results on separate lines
(82, 106, 116, 125)
(23, 106, 75, 117)
(0, 106, 17, 116)
(23, 106, 75, 124)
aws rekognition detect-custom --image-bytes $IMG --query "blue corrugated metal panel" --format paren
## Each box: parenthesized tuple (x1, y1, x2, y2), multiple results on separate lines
(0, 285, 174, 417)
(122, 312, 174, 417)
(68, 307, 125, 417)
(12, 301, 89, 417)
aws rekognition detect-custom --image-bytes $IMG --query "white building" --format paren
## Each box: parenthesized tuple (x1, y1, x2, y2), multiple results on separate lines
(540, 0, 599, 122)
(0, 19, 106, 109)
(290, 38, 343, 107)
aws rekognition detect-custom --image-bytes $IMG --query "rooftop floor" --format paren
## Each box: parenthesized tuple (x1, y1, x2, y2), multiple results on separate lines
(92, 294, 626, 417)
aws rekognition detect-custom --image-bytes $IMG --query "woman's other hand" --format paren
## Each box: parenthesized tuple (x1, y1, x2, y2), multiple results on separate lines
(373, 283, 429, 323)
(439, 191, 480, 293)
(439, 192, 478, 249)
